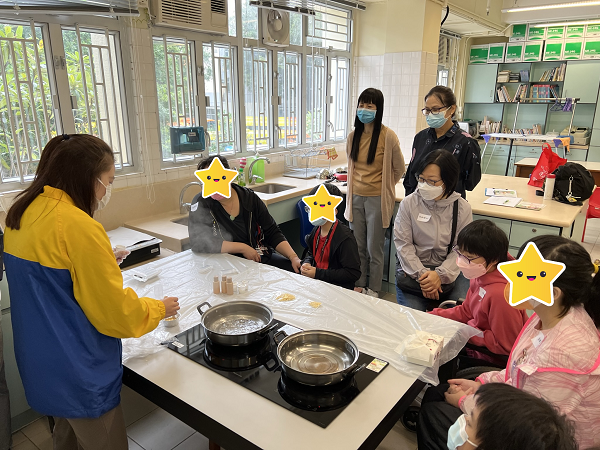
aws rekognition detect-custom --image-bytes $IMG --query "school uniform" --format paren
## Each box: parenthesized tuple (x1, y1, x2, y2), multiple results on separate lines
(302, 221, 361, 290)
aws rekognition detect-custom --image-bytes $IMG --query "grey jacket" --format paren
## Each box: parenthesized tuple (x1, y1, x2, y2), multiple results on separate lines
(394, 190, 472, 285)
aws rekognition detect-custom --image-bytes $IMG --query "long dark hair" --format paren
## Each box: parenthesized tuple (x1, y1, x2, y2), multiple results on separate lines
(517, 235, 598, 327)
(6, 134, 114, 230)
(350, 88, 384, 164)
(474, 383, 577, 450)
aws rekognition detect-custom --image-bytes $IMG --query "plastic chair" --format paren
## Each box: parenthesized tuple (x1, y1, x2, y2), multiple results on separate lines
(582, 187, 600, 242)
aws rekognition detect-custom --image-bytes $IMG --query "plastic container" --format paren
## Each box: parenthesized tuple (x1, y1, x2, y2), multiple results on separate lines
(213, 276, 220, 294)
(163, 312, 180, 328)
(544, 174, 556, 200)
(154, 283, 164, 300)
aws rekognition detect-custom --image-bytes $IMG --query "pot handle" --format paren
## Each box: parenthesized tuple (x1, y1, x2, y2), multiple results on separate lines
(258, 321, 280, 337)
(263, 352, 279, 372)
(273, 330, 288, 345)
(344, 363, 367, 379)
(196, 301, 211, 316)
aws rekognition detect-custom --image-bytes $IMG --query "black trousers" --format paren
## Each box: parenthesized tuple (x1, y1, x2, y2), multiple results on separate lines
(261, 252, 295, 272)
(417, 383, 462, 450)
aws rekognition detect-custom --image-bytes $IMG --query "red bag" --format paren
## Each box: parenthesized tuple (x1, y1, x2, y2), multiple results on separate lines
(528, 143, 567, 188)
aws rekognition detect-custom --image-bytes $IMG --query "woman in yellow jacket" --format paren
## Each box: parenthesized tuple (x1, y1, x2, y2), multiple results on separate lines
(4, 134, 179, 450)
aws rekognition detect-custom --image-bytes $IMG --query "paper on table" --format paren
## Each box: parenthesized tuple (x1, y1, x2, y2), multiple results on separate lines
(106, 227, 157, 248)
(483, 197, 523, 208)
(485, 188, 517, 197)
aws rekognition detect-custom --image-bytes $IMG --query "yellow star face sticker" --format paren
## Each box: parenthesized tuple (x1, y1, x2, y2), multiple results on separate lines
(497, 242, 566, 307)
(194, 158, 238, 198)
(302, 184, 343, 223)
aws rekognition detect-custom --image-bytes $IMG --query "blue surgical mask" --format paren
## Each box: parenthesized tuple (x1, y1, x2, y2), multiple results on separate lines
(447, 415, 477, 450)
(426, 111, 448, 129)
(357, 108, 376, 124)
(311, 218, 328, 227)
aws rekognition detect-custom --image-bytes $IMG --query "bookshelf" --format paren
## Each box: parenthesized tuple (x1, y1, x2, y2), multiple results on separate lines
(463, 59, 600, 175)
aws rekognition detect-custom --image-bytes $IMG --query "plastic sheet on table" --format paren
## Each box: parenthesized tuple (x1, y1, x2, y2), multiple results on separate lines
(121, 252, 481, 385)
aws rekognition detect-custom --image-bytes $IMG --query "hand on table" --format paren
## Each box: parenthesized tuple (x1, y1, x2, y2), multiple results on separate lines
(301, 263, 316, 278)
(241, 244, 261, 262)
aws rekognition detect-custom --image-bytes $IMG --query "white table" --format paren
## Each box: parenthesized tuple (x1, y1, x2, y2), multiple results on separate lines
(121, 252, 477, 449)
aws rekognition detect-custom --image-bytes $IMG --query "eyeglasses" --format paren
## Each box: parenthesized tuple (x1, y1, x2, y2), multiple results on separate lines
(415, 174, 442, 187)
(453, 246, 482, 265)
(421, 106, 449, 116)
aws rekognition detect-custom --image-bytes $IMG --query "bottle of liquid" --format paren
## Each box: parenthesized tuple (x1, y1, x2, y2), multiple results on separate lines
(544, 174, 556, 200)
(238, 167, 246, 187)
(226, 277, 234, 295)
(221, 275, 227, 293)
(213, 276, 220, 294)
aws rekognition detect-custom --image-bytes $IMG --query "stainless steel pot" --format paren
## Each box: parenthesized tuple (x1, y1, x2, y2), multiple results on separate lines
(197, 301, 279, 347)
(274, 330, 366, 386)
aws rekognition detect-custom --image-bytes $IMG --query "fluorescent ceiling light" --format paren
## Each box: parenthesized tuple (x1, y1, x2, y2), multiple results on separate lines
(503, 1, 600, 13)
(530, 19, 600, 27)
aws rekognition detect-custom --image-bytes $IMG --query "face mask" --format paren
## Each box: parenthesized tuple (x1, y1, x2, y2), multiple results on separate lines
(357, 108, 376, 124)
(447, 415, 477, 450)
(426, 111, 449, 129)
(417, 181, 444, 201)
(211, 193, 226, 201)
(457, 256, 488, 280)
(311, 218, 328, 227)
(96, 179, 112, 211)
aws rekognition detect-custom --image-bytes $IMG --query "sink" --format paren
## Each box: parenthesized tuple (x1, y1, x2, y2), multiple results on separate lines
(172, 217, 189, 226)
(249, 183, 295, 194)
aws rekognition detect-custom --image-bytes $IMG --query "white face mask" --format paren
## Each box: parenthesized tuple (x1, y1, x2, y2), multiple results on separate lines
(447, 414, 477, 450)
(417, 181, 444, 201)
(96, 178, 112, 211)
(311, 218, 328, 227)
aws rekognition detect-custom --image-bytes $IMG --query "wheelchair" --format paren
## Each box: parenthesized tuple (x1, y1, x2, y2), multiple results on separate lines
(400, 299, 509, 433)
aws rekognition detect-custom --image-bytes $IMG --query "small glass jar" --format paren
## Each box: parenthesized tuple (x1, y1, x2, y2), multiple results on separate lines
(163, 312, 180, 328)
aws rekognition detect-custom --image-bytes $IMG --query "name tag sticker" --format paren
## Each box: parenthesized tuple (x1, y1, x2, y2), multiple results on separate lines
(479, 287, 486, 300)
(417, 213, 431, 222)
(190, 202, 198, 212)
(531, 331, 545, 348)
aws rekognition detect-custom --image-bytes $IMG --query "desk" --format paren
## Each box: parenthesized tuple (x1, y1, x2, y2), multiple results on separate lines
(121, 252, 477, 450)
(515, 157, 600, 186)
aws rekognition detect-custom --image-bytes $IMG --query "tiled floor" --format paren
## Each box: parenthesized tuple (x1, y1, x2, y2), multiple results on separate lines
(12, 385, 417, 450)
(581, 218, 600, 262)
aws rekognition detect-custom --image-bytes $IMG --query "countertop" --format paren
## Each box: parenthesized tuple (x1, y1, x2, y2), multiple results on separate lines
(515, 157, 600, 171)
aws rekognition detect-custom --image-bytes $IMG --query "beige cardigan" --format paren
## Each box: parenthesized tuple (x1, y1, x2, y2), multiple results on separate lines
(344, 125, 405, 227)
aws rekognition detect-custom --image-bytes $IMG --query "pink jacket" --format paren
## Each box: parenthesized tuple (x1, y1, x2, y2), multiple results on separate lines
(429, 255, 529, 355)
(470, 306, 600, 449)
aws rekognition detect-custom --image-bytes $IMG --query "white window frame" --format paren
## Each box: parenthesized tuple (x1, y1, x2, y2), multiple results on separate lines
(276, 50, 301, 149)
(244, 46, 272, 154)
(328, 55, 350, 142)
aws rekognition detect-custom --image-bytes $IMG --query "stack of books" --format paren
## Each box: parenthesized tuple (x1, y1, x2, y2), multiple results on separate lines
(539, 63, 566, 82)
(497, 70, 511, 82)
(509, 72, 520, 82)
(529, 84, 559, 101)
(513, 84, 528, 102)
(480, 117, 502, 134)
(496, 86, 511, 102)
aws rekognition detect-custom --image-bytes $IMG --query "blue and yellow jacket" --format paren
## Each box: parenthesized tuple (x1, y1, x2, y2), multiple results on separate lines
(4, 186, 165, 418)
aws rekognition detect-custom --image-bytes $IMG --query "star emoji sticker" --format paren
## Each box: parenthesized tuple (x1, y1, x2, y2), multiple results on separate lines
(302, 184, 343, 223)
(497, 242, 565, 307)
(194, 158, 239, 198)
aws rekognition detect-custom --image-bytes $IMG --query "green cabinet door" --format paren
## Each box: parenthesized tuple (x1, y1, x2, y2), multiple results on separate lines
(464, 64, 499, 103)
(588, 145, 600, 162)
(563, 60, 600, 103)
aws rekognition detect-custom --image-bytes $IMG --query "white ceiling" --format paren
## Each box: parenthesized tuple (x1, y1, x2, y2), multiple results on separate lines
(502, 0, 600, 24)
(442, 11, 498, 35)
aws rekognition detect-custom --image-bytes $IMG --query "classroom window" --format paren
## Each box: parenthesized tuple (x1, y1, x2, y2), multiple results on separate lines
(330, 56, 349, 141)
(203, 42, 238, 155)
(0, 21, 57, 183)
(241, 0, 258, 40)
(289, 12, 302, 46)
(153, 36, 199, 163)
(306, 54, 326, 144)
(277, 51, 300, 148)
(227, 0, 237, 37)
(244, 47, 271, 153)
(307, 6, 351, 52)
(62, 26, 130, 169)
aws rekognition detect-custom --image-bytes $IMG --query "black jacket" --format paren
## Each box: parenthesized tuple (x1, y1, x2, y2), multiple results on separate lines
(403, 122, 482, 198)
(189, 184, 287, 254)
(301, 222, 361, 290)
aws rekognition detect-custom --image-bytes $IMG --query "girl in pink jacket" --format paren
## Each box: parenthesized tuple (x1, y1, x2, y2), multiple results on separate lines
(418, 235, 600, 450)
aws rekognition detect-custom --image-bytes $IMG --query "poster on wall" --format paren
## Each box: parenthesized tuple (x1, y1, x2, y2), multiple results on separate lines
(583, 39, 600, 59)
(510, 24, 528, 41)
(546, 26, 565, 40)
(585, 23, 600, 37)
(523, 42, 543, 61)
(527, 26, 546, 40)
(505, 42, 525, 62)
(488, 43, 506, 63)
(563, 40, 584, 60)
(543, 41, 564, 61)
(469, 45, 489, 64)
(566, 25, 585, 38)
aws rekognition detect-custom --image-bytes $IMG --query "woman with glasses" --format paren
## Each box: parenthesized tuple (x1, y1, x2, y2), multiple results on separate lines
(404, 86, 481, 199)
(394, 149, 472, 310)
(345, 88, 405, 298)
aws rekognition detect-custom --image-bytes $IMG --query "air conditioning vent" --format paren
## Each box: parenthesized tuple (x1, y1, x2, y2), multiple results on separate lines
(159, 0, 203, 26)
(211, 0, 226, 14)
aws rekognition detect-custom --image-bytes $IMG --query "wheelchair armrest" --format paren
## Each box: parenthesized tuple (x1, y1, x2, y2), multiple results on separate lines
(438, 300, 457, 309)
(464, 342, 509, 365)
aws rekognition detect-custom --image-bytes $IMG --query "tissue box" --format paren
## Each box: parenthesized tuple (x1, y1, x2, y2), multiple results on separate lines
(400, 331, 444, 367)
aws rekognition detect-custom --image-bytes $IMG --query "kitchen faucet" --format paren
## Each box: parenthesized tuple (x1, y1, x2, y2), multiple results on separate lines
(179, 182, 203, 214)
(248, 156, 271, 185)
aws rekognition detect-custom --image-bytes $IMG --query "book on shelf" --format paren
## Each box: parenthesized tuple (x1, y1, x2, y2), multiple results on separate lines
(538, 63, 566, 82)
(520, 70, 530, 81)
(480, 117, 502, 135)
(497, 70, 511, 82)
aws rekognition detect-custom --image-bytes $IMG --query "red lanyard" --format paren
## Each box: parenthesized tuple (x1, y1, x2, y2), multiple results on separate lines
(314, 221, 338, 264)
